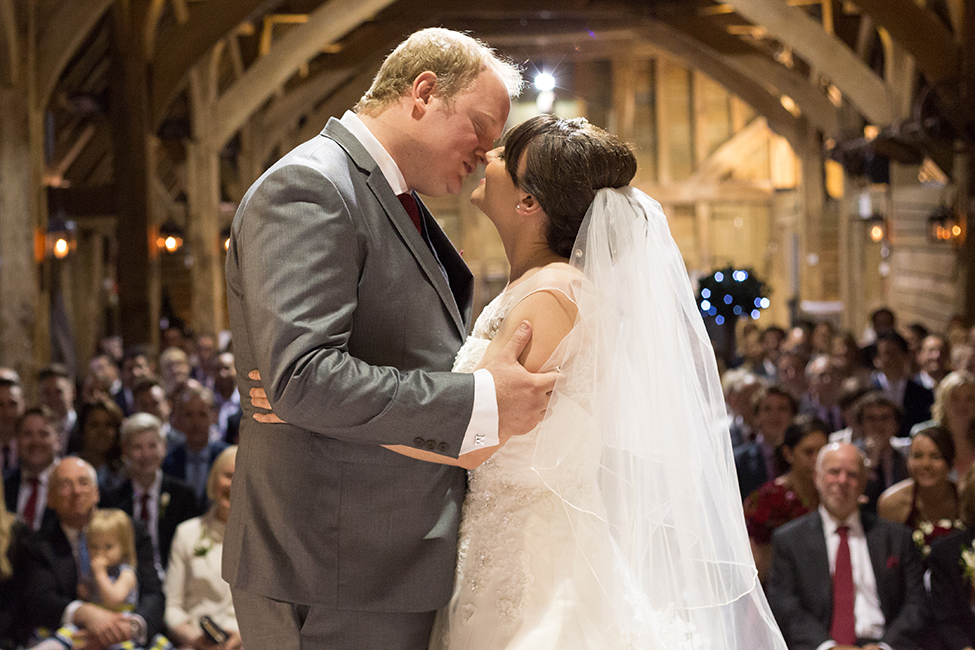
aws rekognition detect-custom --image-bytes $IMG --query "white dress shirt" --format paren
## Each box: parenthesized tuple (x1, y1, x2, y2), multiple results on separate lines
(817, 506, 890, 650)
(338, 111, 499, 454)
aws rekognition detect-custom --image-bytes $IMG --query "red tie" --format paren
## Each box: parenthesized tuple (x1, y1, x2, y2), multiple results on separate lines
(397, 193, 423, 234)
(831, 525, 856, 644)
(22, 477, 39, 530)
(140, 491, 151, 524)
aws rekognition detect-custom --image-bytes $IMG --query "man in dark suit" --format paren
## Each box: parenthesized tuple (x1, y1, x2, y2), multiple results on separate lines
(852, 392, 910, 512)
(871, 330, 934, 436)
(734, 384, 797, 499)
(4, 406, 59, 530)
(24, 457, 164, 646)
(929, 526, 975, 649)
(101, 412, 199, 569)
(225, 27, 555, 650)
(767, 442, 925, 649)
(162, 384, 227, 504)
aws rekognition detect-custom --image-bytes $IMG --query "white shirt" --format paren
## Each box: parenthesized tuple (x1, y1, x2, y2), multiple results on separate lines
(873, 372, 907, 409)
(816, 507, 889, 650)
(339, 111, 499, 454)
(16, 463, 54, 530)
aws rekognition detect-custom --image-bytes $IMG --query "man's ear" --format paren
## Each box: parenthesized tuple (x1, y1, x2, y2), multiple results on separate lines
(411, 71, 438, 116)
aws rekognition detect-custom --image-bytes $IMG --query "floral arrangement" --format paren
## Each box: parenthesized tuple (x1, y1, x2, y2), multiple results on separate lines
(194, 526, 213, 558)
(961, 538, 975, 583)
(743, 482, 812, 544)
(912, 518, 964, 558)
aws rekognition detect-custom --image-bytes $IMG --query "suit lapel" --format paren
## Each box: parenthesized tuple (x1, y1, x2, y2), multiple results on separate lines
(807, 513, 833, 617)
(322, 119, 468, 338)
(863, 514, 894, 617)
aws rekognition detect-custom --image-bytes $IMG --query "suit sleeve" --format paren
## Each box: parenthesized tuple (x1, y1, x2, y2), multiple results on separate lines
(880, 524, 925, 650)
(767, 527, 832, 649)
(23, 536, 74, 631)
(132, 520, 164, 639)
(929, 536, 973, 650)
(231, 163, 473, 450)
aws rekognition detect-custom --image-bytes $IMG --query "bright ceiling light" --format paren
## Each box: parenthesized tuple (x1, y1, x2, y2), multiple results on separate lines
(534, 73, 556, 92)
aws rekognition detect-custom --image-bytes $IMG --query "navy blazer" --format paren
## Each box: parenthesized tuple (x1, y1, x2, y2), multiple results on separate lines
(929, 527, 975, 650)
(161, 440, 228, 500)
(99, 474, 201, 568)
(24, 512, 164, 638)
(734, 439, 775, 500)
(767, 508, 926, 650)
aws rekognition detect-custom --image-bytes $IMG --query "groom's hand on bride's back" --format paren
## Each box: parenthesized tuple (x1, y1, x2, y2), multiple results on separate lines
(485, 321, 558, 445)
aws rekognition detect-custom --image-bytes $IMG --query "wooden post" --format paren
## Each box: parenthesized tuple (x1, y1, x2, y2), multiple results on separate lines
(111, 0, 159, 348)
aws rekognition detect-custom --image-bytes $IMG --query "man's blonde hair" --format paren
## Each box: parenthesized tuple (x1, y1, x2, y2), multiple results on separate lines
(354, 28, 522, 115)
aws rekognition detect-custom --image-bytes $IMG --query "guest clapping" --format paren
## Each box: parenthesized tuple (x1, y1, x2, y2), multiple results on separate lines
(164, 446, 241, 650)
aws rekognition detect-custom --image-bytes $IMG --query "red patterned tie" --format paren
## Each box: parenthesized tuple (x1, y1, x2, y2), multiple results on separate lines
(22, 477, 39, 530)
(140, 491, 151, 524)
(831, 525, 856, 644)
(397, 193, 423, 234)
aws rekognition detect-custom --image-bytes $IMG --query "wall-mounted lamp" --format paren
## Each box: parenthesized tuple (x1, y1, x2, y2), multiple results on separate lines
(156, 218, 184, 253)
(867, 214, 887, 243)
(35, 211, 77, 261)
(928, 206, 965, 245)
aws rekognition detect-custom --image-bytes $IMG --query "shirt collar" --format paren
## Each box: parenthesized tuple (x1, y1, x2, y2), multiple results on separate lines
(133, 469, 162, 498)
(339, 110, 409, 195)
(819, 504, 864, 537)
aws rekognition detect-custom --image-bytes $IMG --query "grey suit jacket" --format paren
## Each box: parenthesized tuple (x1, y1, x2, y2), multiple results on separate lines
(767, 509, 926, 650)
(223, 118, 474, 611)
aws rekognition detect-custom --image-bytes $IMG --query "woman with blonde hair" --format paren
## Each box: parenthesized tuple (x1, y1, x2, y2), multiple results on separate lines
(164, 445, 241, 650)
(919, 370, 975, 478)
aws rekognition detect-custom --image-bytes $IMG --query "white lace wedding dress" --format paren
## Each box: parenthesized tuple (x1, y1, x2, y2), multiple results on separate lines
(429, 266, 693, 650)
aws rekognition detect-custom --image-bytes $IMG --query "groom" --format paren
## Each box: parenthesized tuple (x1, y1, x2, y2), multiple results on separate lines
(224, 28, 555, 649)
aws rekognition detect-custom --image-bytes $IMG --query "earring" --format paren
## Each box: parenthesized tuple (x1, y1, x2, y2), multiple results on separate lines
(516, 204, 522, 210)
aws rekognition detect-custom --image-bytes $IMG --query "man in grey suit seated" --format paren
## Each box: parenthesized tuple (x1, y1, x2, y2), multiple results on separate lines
(767, 443, 926, 650)
(224, 28, 556, 650)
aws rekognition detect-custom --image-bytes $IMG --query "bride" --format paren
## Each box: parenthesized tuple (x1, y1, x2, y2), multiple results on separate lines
(252, 115, 786, 649)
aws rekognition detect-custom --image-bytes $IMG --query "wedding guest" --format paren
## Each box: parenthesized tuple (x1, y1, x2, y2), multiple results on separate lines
(812, 321, 835, 357)
(952, 344, 975, 375)
(860, 306, 897, 369)
(743, 415, 828, 581)
(164, 446, 241, 650)
(767, 443, 926, 649)
(735, 384, 798, 499)
(829, 378, 874, 444)
(86, 354, 122, 402)
(777, 347, 810, 401)
(929, 464, 975, 649)
(832, 330, 872, 384)
(159, 347, 191, 398)
(23, 457, 164, 644)
(872, 330, 935, 436)
(0, 378, 25, 475)
(919, 371, 975, 479)
(211, 352, 240, 441)
(38, 364, 77, 452)
(70, 398, 125, 491)
(3, 406, 59, 531)
(132, 377, 178, 451)
(190, 332, 217, 388)
(802, 355, 845, 433)
(162, 385, 227, 504)
(0, 478, 30, 648)
(115, 346, 155, 417)
(101, 413, 200, 571)
(759, 325, 787, 379)
(853, 392, 909, 512)
(878, 425, 961, 558)
(722, 369, 763, 447)
(904, 323, 930, 376)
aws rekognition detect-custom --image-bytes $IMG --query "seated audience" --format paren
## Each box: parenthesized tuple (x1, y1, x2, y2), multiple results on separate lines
(101, 413, 200, 571)
(69, 398, 125, 491)
(83, 354, 121, 404)
(929, 464, 975, 649)
(0, 480, 30, 649)
(759, 325, 787, 379)
(159, 348, 192, 398)
(132, 378, 179, 451)
(734, 385, 798, 499)
(722, 369, 763, 447)
(163, 385, 228, 504)
(0, 377, 25, 475)
(918, 370, 975, 480)
(211, 352, 240, 442)
(24, 457, 164, 644)
(164, 446, 241, 650)
(3, 406, 59, 531)
(811, 321, 835, 357)
(829, 378, 874, 445)
(952, 344, 975, 375)
(767, 442, 925, 649)
(903, 323, 930, 376)
(853, 392, 910, 512)
(872, 330, 935, 437)
(917, 334, 951, 391)
(777, 346, 810, 402)
(38, 364, 77, 453)
(744, 415, 828, 581)
(115, 346, 155, 417)
(878, 425, 961, 558)
(832, 331, 872, 384)
(802, 355, 844, 433)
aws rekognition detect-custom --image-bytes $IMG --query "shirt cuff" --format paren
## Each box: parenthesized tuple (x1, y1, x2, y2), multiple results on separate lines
(815, 642, 837, 650)
(63, 600, 84, 627)
(459, 369, 499, 455)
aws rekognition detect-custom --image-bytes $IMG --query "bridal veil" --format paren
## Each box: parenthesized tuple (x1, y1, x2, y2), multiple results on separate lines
(529, 187, 787, 649)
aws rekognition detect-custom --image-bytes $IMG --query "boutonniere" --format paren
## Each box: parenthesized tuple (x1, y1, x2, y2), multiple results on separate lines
(193, 527, 213, 557)
(960, 539, 975, 585)
(160, 492, 170, 519)
(886, 555, 900, 569)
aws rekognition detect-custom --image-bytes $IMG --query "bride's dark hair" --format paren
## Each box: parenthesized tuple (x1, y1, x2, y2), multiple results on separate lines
(502, 115, 637, 257)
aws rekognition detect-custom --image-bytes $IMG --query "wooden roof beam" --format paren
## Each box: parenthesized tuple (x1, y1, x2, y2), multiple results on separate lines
(36, 0, 114, 108)
(723, 0, 892, 124)
(213, 0, 397, 148)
